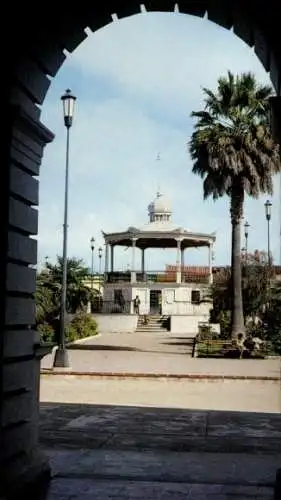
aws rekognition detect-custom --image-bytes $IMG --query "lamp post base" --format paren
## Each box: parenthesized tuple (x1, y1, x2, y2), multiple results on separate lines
(53, 346, 70, 369)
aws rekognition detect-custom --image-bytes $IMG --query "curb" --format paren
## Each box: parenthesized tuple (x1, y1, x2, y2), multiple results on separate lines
(40, 370, 280, 381)
(66, 334, 101, 346)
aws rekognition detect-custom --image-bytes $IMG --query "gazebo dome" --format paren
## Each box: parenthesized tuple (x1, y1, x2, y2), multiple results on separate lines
(148, 192, 172, 223)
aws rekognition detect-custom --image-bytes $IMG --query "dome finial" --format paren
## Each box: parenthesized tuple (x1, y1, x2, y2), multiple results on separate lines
(156, 153, 161, 198)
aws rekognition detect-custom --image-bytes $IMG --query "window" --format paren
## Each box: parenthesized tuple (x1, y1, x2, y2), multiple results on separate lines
(191, 290, 201, 304)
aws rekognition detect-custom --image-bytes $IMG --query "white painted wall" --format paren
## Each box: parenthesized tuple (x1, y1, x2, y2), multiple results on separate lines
(93, 314, 138, 333)
(103, 283, 212, 317)
(170, 315, 209, 335)
(161, 287, 212, 316)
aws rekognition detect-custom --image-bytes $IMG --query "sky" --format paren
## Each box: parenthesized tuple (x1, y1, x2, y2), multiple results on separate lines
(38, 11, 281, 272)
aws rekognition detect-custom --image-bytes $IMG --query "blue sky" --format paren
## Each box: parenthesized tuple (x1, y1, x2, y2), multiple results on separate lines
(39, 11, 281, 272)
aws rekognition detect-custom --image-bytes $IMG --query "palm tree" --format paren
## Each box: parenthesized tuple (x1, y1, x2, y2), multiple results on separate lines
(189, 71, 280, 339)
(44, 257, 92, 313)
(35, 273, 58, 324)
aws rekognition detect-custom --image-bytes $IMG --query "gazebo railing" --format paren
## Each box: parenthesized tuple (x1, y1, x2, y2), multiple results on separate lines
(105, 271, 210, 284)
(101, 300, 131, 314)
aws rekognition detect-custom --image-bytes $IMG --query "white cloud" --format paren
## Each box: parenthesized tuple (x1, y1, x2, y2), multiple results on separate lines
(38, 12, 281, 271)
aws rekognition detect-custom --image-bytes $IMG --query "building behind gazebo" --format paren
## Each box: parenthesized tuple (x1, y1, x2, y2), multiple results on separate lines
(97, 192, 216, 335)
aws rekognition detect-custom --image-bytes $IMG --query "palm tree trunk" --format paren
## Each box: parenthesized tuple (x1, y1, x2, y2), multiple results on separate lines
(230, 188, 245, 339)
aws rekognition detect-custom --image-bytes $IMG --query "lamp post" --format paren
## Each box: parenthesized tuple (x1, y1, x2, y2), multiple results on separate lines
(90, 237, 95, 290)
(264, 200, 272, 266)
(53, 89, 76, 369)
(98, 247, 103, 310)
(244, 220, 250, 263)
(98, 246, 103, 277)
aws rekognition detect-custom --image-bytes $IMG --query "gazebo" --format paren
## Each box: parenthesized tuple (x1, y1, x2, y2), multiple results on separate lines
(101, 192, 216, 334)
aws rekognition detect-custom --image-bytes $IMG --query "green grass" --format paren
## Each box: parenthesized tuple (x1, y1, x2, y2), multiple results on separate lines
(197, 340, 226, 356)
(197, 339, 272, 359)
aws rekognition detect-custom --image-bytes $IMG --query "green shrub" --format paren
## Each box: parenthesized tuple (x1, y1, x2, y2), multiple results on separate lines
(37, 322, 55, 343)
(65, 312, 98, 343)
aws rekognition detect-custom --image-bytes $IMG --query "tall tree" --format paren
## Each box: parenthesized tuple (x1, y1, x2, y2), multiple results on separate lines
(36, 257, 93, 322)
(189, 72, 280, 338)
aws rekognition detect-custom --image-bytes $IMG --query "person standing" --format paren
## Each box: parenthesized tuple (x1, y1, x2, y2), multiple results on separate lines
(134, 295, 141, 315)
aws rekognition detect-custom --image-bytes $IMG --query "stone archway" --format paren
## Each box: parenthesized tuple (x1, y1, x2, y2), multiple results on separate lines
(1, 2, 281, 497)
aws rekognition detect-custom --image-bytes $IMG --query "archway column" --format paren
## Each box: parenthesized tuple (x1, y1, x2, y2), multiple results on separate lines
(0, 105, 54, 497)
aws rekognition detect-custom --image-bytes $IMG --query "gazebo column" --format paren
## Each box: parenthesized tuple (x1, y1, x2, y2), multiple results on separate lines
(141, 248, 145, 279)
(208, 243, 213, 284)
(131, 238, 137, 283)
(104, 243, 109, 279)
(176, 239, 182, 284)
(110, 244, 114, 273)
(181, 247, 185, 273)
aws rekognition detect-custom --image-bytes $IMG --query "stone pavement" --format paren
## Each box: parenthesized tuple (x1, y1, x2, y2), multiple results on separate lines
(40, 403, 281, 499)
(40, 332, 281, 498)
(40, 376, 281, 413)
(41, 332, 281, 379)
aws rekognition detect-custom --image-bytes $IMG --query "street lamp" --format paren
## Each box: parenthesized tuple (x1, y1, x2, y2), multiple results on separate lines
(53, 89, 76, 369)
(98, 246, 103, 276)
(244, 220, 250, 263)
(90, 237, 95, 290)
(264, 200, 272, 266)
(98, 247, 103, 310)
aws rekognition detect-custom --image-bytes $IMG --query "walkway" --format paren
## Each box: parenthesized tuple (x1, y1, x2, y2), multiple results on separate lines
(40, 332, 281, 498)
(40, 376, 281, 413)
(41, 332, 281, 379)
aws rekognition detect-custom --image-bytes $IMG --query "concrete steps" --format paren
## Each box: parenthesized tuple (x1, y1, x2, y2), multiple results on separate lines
(44, 448, 276, 499)
(136, 315, 169, 333)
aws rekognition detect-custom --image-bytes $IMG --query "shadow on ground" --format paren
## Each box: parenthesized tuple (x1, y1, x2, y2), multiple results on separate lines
(161, 341, 194, 347)
(40, 402, 281, 454)
(67, 343, 193, 355)
(68, 344, 138, 351)
(39, 403, 281, 499)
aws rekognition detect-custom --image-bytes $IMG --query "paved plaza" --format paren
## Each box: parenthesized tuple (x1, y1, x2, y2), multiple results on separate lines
(40, 332, 281, 499)
(41, 331, 281, 379)
(40, 376, 281, 413)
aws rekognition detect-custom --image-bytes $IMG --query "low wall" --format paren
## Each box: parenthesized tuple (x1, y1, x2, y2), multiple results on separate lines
(93, 314, 138, 333)
(170, 315, 209, 335)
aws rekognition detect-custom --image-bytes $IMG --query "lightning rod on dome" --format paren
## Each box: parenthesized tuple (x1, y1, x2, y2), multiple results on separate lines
(156, 152, 161, 198)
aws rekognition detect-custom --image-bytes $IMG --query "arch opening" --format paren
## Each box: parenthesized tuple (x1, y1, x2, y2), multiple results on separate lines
(1, 3, 281, 498)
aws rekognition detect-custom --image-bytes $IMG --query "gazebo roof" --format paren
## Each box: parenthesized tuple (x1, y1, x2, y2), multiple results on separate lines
(102, 226, 216, 249)
(102, 191, 216, 249)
